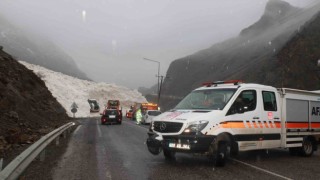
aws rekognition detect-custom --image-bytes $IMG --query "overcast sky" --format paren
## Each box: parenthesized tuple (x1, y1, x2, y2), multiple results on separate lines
(0, 0, 317, 89)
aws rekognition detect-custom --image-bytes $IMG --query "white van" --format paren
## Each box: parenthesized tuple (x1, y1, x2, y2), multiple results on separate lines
(146, 80, 320, 166)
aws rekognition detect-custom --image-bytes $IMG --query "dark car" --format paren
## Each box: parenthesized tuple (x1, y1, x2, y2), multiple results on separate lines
(101, 109, 122, 125)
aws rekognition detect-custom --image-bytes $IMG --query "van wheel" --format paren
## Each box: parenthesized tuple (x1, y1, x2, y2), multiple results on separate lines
(300, 138, 314, 157)
(214, 142, 230, 167)
(163, 149, 176, 160)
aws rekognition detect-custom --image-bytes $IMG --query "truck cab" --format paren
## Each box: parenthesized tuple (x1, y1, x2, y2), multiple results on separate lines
(146, 80, 318, 166)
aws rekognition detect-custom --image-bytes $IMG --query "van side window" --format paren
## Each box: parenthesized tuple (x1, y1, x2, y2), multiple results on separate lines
(227, 90, 257, 115)
(262, 91, 277, 111)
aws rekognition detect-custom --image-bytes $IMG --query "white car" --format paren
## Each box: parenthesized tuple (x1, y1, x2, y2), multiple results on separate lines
(142, 110, 162, 124)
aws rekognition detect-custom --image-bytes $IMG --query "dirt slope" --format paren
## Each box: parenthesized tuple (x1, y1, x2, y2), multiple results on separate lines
(0, 48, 69, 158)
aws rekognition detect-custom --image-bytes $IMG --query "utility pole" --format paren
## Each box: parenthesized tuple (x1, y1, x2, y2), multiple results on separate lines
(143, 58, 161, 104)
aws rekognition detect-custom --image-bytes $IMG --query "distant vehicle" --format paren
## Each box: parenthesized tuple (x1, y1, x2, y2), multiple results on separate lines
(106, 99, 122, 116)
(126, 107, 133, 119)
(141, 103, 159, 112)
(101, 109, 122, 125)
(88, 99, 100, 112)
(142, 110, 161, 124)
(107, 100, 120, 109)
(131, 102, 158, 120)
(147, 80, 320, 166)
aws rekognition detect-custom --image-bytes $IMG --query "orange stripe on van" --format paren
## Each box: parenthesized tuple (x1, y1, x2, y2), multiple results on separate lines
(220, 122, 246, 128)
(264, 122, 269, 128)
(311, 123, 320, 128)
(274, 122, 281, 128)
(253, 122, 259, 128)
(286, 122, 308, 129)
(259, 122, 264, 128)
(269, 121, 275, 128)
(246, 122, 252, 128)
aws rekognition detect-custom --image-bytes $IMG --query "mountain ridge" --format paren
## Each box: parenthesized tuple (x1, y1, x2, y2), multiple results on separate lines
(160, 0, 320, 110)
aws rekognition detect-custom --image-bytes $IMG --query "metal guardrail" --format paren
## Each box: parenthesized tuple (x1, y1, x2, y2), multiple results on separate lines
(0, 122, 75, 180)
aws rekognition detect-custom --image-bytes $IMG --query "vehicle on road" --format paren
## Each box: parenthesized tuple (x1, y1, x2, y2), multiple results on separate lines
(129, 102, 158, 120)
(147, 80, 320, 166)
(142, 110, 161, 124)
(106, 99, 122, 116)
(88, 99, 100, 112)
(126, 109, 133, 118)
(107, 100, 120, 109)
(101, 109, 122, 125)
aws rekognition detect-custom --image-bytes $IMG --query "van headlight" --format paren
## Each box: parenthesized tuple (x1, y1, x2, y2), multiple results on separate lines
(184, 120, 209, 133)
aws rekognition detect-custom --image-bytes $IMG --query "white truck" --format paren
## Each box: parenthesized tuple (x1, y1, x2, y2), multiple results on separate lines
(146, 80, 320, 166)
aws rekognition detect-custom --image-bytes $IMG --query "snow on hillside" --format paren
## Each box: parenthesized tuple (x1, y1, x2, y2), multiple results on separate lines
(19, 61, 147, 117)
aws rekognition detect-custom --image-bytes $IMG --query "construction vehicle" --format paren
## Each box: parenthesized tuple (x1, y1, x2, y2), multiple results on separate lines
(141, 103, 159, 113)
(88, 99, 100, 112)
(147, 80, 320, 166)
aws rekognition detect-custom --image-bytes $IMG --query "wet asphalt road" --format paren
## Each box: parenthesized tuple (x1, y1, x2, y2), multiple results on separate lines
(51, 118, 320, 180)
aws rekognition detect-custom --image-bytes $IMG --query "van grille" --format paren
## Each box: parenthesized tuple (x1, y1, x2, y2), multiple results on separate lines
(153, 121, 183, 133)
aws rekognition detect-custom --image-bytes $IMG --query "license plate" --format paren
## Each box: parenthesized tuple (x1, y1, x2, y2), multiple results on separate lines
(109, 115, 116, 118)
(169, 143, 190, 149)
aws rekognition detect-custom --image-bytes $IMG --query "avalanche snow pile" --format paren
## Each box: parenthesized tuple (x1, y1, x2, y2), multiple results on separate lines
(19, 61, 147, 117)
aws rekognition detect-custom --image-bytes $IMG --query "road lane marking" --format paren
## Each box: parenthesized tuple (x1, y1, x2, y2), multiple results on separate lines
(230, 158, 293, 180)
(73, 125, 82, 134)
(96, 119, 102, 137)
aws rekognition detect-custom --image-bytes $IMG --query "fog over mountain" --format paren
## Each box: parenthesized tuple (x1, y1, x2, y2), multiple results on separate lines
(0, 15, 90, 80)
(0, 0, 316, 89)
(159, 0, 320, 109)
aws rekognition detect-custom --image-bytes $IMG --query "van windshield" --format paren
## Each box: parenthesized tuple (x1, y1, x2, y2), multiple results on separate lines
(174, 88, 236, 110)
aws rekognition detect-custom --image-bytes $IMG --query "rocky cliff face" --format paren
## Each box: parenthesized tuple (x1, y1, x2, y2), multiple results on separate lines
(161, 0, 320, 110)
(0, 48, 69, 157)
(273, 12, 320, 90)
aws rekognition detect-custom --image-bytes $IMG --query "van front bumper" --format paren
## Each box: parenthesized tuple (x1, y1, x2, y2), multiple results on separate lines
(162, 134, 215, 153)
(147, 131, 215, 154)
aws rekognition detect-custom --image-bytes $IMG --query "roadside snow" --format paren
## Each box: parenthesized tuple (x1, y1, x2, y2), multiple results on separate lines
(19, 61, 147, 117)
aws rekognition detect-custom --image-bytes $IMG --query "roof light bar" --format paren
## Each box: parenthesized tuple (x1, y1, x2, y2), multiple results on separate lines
(202, 80, 243, 87)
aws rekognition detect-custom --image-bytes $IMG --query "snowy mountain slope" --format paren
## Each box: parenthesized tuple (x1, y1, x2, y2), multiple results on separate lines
(19, 61, 147, 117)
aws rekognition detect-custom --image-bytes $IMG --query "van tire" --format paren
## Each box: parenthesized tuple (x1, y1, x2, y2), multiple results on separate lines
(214, 142, 230, 167)
(163, 149, 176, 160)
(300, 138, 314, 157)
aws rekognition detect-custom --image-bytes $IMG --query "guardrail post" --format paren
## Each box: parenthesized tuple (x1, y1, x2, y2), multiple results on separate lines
(39, 150, 46, 162)
(55, 136, 60, 146)
(0, 158, 3, 171)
